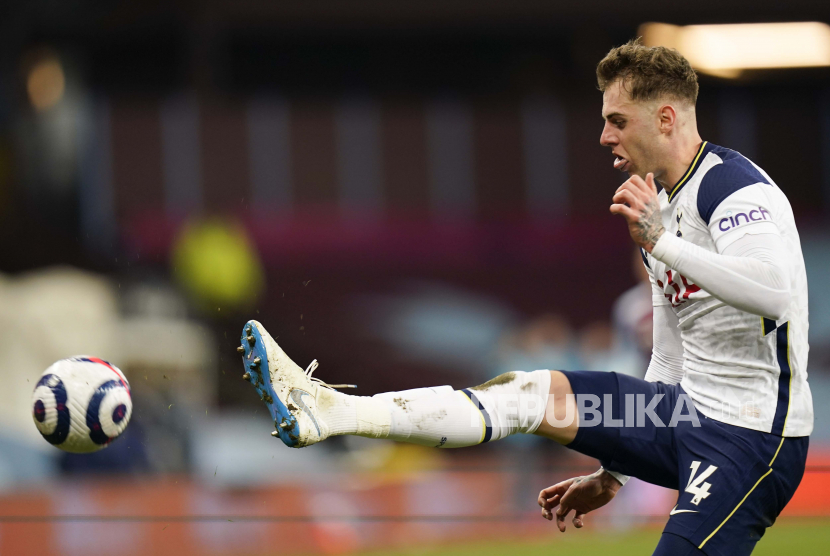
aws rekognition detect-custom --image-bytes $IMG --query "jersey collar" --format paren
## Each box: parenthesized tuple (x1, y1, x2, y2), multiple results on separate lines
(668, 141, 710, 202)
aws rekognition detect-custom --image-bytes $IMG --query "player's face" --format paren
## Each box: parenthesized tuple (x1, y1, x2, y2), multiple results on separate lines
(599, 80, 664, 181)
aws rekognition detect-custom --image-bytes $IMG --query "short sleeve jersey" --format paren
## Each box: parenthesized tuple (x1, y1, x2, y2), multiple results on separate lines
(641, 142, 813, 437)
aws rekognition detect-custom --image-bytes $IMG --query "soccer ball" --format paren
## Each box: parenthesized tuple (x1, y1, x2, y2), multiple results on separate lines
(31, 357, 132, 453)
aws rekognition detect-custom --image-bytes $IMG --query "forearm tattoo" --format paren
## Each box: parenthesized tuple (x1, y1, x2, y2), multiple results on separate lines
(634, 197, 665, 250)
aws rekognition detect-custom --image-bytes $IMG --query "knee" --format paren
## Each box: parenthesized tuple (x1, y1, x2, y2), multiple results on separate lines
(549, 370, 574, 400)
(546, 371, 576, 423)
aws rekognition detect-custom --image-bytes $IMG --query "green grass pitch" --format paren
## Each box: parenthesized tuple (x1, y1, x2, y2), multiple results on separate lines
(356, 518, 830, 556)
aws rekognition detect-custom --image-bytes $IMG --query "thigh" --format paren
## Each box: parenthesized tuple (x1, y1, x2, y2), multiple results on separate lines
(664, 421, 808, 556)
(560, 371, 681, 489)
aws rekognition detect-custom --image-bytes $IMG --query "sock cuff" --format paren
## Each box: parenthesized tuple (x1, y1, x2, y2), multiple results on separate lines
(470, 369, 552, 438)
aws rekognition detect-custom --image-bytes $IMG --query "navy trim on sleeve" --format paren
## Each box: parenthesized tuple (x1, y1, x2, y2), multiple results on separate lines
(697, 145, 770, 225)
(640, 247, 651, 269)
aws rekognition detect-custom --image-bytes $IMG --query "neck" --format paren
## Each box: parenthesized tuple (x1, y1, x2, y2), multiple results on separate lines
(658, 133, 704, 193)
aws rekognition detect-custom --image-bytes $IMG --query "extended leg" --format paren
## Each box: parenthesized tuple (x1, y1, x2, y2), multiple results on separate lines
(239, 319, 577, 448)
(323, 369, 560, 448)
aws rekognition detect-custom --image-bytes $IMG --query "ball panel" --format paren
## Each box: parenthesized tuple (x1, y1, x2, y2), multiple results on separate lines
(34, 399, 46, 422)
(86, 379, 129, 445)
(112, 404, 127, 424)
(97, 386, 132, 439)
(32, 385, 58, 434)
(31, 374, 71, 445)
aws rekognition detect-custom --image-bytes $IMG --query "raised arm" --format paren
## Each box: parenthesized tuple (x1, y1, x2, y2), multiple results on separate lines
(651, 232, 789, 320)
(611, 173, 790, 321)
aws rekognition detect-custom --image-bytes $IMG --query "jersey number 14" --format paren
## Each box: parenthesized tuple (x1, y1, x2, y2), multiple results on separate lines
(686, 460, 718, 505)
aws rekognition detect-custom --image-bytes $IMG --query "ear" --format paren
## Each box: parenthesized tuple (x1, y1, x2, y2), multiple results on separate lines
(657, 104, 677, 134)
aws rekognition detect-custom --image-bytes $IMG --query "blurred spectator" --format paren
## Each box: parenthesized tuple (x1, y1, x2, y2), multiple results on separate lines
(59, 423, 149, 475)
(577, 321, 644, 377)
(612, 248, 654, 374)
(496, 313, 580, 373)
(171, 216, 265, 314)
(351, 281, 518, 380)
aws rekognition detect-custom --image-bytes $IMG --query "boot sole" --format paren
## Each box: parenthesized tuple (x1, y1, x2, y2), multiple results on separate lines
(239, 320, 300, 447)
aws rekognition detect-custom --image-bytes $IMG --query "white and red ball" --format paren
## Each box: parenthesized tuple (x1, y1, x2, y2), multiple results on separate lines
(31, 357, 132, 453)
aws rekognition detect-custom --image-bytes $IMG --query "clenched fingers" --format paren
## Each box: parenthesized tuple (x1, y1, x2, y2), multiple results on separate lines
(609, 202, 639, 221)
(540, 493, 560, 521)
(624, 173, 654, 195)
(555, 504, 571, 532)
(554, 483, 579, 532)
(538, 480, 573, 508)
(611, 188, 640, 208)
(555, 504, 586, 531)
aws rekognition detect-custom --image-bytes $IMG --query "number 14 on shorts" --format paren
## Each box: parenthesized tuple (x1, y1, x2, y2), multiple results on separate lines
(686, 461, 718, 506)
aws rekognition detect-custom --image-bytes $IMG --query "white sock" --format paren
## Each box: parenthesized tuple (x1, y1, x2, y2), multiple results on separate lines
(318, 370, 551, 448)
(317, 387, 392, 438)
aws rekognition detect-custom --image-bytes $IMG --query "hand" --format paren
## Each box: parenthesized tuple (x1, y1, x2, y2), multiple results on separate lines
(537, 469, 622, 532)
(610, 173, 665, 252)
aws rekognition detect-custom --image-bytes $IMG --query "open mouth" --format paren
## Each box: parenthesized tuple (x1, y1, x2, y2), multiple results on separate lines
(613, 155, 630, 172)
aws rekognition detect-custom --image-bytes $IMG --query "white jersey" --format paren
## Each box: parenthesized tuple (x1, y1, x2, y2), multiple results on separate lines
(642, 141, 813, 437)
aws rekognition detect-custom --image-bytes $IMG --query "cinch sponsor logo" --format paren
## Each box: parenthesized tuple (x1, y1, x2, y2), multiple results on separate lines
(718, 207, 771, 231)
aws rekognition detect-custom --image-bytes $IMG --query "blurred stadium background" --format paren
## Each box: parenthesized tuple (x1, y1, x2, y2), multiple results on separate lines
(1, 1, 830, 554)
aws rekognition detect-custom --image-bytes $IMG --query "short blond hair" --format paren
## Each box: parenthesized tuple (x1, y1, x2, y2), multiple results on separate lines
(597, 39, 699, 105)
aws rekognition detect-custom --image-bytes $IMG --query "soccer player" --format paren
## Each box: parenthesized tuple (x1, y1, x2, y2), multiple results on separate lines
(238, 40, 812, 556)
